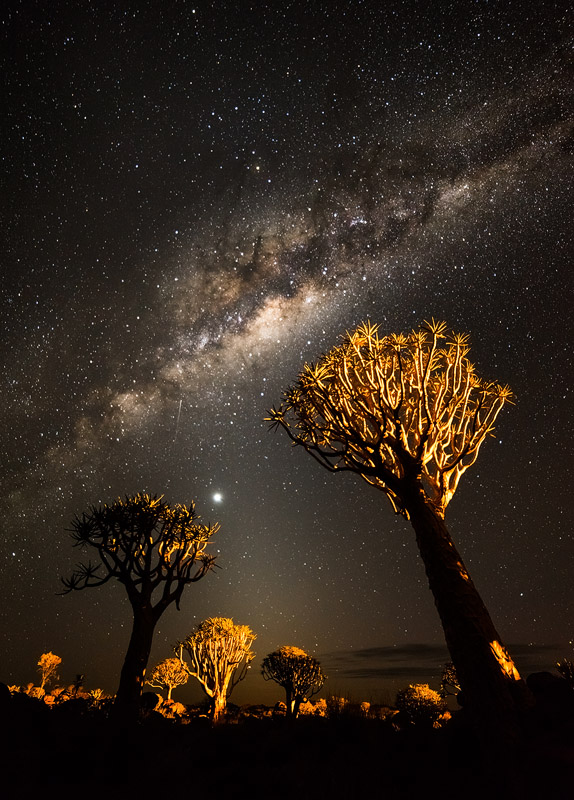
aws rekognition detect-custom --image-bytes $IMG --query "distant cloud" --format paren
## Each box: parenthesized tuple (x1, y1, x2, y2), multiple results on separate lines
(321, 642, 566, 683)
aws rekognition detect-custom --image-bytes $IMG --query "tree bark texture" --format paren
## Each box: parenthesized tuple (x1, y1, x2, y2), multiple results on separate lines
(212, 692, 227, 724)
(292, 696, 304, 718)
(403, 484, 531, 756)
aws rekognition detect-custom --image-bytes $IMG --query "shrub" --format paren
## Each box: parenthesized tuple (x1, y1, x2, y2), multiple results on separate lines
(395, 683, 448, 728)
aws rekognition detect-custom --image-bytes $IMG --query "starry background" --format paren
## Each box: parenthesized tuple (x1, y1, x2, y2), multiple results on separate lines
(2, 0, 573, 706)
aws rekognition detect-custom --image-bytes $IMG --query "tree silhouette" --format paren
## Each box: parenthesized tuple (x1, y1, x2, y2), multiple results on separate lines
(37, 652, 62, 691)
(261, 646, 325, 718)
(268, 319, 531, 751)
(61, 492, 218, 718)
(147, 657, 189, 700)
(176, 617, 256, 723)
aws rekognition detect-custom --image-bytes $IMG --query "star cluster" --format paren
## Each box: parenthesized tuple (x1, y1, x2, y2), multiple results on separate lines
(2, 1, 573, 702)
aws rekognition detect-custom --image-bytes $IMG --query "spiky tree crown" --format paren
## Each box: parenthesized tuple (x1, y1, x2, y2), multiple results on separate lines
(62, 493, 218, 605)
(261, 646, 325, 698)
(269, 319, 513, 517)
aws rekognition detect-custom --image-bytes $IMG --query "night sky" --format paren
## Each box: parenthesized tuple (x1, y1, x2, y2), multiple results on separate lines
(2, 1, 573, 706)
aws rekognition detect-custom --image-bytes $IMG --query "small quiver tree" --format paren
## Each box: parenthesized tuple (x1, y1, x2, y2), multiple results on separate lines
(176, 617, 256, 723)
(268, 320, 532, 754)
(61, 493, 218, 719)
(261, 646, 325, 718)
(37, 652, 62, 691)
(146, 657, 189, 700)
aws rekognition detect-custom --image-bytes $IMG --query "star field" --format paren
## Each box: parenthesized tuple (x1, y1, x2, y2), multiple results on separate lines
(1, 0, 573, 704)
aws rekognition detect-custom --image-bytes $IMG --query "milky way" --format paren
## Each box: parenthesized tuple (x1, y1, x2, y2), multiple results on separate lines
(2, 1, 573, 703)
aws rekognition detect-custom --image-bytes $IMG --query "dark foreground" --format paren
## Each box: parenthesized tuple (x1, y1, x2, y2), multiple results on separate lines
(3, 693, 573, 799)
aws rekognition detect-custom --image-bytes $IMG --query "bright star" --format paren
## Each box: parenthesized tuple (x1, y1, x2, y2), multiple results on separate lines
(213, 492, 223, 503)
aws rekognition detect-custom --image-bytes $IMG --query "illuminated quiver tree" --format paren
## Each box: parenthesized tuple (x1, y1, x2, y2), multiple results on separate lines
(261, 646, 325, 717)
(176, 617, 256, 723)
(269, 320, 532, 753)
(37, 652, 62, 691)
(146, 657, 189, 700)
(62, 493, 218, 718)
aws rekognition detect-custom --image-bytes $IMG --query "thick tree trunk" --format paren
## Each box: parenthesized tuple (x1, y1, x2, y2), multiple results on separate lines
(403, 484, 532, 757)
(114, 606, 157, 720)
(285, 688, 295, 717)
(292, 697, 302, 719)
(284, 689, 301, 718)
(212, 692, 227, 724)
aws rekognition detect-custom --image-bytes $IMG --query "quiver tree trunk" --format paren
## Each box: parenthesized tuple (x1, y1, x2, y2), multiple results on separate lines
(291, 697, 303, 719)
(269, 319, 534, 793)
(212, 692, 227, 724)
(284, 689, 300, 718)
(114, 605, 158, 720)
(62, 493, 219, 723)
(403, 483, 532, 754)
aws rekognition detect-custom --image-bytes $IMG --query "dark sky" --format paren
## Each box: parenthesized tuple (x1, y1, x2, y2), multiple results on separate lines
(2, 0, 573, 706)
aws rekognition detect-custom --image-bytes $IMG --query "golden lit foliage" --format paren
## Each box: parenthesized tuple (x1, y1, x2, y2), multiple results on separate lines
(157, 699, 187, 719)
(88, 688, 106, 707)
(395, 683, 448, 727)
(297, 699, 324, 716)
(146, 657, 189, 700)
(62, 493, 218, 606)
(268, 319, 513, 516)
(176, 617, 256, 722)
(37, 652, 62, 690)
(49, 686, 71, 704)
(261, 646, 325, 716)
(27, 685, 46, 699)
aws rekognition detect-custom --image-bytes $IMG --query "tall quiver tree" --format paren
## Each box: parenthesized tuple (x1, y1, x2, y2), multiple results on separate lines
(61, 493, 218, 719)
(262, 646, 325, 717)
(268, 320, 532, 754)
(176, 617, 256, 723)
